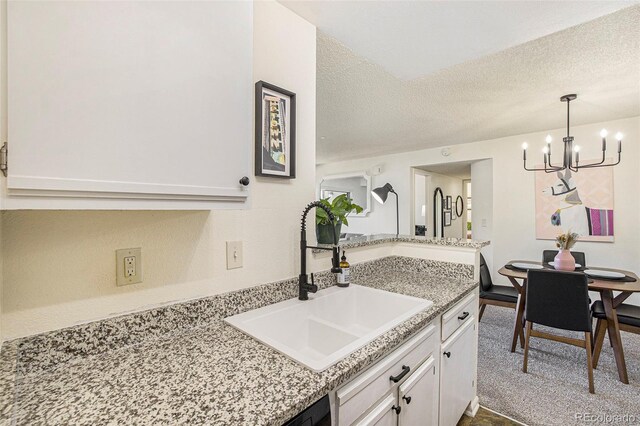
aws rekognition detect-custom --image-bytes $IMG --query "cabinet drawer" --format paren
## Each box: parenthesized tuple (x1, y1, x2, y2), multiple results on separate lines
(336, 324, 437, 426)
(441, 292, 477, 342)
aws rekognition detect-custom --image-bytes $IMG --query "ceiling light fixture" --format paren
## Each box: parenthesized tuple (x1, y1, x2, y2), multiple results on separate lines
(522, 94, 622, 173)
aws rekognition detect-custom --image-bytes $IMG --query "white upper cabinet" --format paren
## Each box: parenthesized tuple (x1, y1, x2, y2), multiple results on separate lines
(4, 1, 252, 209)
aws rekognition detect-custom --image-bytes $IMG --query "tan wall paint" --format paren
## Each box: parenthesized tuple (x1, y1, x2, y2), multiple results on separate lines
(0, 0, 6, 341)
(1, 1, 321, 340)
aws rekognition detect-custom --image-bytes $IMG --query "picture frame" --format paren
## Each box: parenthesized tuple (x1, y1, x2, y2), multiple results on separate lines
(446, 195, 452, 210)
(255, 81, 296, 178)
(444, 210, 452, 227)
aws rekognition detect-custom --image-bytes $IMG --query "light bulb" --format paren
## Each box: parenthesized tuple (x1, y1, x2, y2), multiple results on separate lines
(543, 146, 549, 154)
(574, 145, 581, 152)
(615, 132, 623, 141)
(522, 142, 528, 150)
(545, 134, 552, 144)
(600, 129, 608, 138)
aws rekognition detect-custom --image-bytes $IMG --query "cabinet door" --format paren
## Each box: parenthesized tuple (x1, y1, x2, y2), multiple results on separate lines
(439, 318, 475, 426)
(398, 356, 438, 426)
(7, 1, 251, 203)
(354, 394, 398, 426)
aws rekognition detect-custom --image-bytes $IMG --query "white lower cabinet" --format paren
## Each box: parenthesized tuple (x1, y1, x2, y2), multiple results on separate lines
(439, 319, 476, 426)
(354, 394, 397, 426)
(332, 290, 479, 426)
(398, 355, 438, 425)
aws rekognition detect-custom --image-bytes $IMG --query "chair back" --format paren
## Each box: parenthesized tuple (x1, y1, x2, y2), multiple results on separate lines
(542, 250, 586, 266)
(479, 253, 493, 292)
(525, 269, 591, 332)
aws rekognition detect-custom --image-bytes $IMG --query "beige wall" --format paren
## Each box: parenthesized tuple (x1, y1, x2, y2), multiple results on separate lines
(0, 0, 6, 341)
(1, 1, 319, 340)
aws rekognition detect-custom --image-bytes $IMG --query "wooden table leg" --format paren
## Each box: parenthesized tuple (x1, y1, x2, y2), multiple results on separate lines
(601, 290, 629, 384)
(509, 277, 526, 352)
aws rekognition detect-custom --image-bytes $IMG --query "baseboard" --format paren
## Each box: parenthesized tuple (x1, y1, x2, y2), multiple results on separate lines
(464, 396, 480, 417)
(481, 405, 528, 425)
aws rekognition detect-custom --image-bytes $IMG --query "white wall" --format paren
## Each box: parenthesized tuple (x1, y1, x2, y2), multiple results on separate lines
(0, 1, 321, 340)
(317, 116, 640, 303)
(413, 172, 426, 229)
(470, 160, 493, 271)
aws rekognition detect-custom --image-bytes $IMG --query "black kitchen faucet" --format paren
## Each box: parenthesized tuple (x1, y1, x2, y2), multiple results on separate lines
(299, 201, 342, 300)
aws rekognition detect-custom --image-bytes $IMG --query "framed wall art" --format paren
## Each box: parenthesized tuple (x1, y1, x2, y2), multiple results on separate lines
(444, 210, 452, 227)
(255, 81, 296, 178)
(535, 166, 614, 242)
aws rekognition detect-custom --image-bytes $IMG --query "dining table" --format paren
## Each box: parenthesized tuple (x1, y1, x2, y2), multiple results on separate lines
(498, 261, 639, 384)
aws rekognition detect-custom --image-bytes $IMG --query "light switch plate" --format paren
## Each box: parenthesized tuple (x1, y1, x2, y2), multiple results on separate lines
(226, 241, 243, 270)
(116, 247, 143, 286)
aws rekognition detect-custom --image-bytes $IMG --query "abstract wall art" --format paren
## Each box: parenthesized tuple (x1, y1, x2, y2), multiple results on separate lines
(535, 164, 614, 242)
(255, 81, 296, 178)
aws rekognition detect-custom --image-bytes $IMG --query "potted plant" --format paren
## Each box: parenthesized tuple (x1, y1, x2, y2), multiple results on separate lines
(554, 230, 580, 271)
(316, 194, 363, 244)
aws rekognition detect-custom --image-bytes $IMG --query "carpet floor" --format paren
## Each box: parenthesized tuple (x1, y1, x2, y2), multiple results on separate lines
(477, 307, 640, 426)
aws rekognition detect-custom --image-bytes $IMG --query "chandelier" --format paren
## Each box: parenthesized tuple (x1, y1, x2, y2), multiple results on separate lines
(522, 94, 622, 172)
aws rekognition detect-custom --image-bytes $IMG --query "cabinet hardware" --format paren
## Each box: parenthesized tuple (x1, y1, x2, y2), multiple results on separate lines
(391, 405, 402, 415)
(0, 142, 7, 177)
(389, 365, 410, 383)
(443, 351, 451, 358)
(457, 311, 469, 320)
(239, 176, 250, 186)
(402, 395, 412, 404)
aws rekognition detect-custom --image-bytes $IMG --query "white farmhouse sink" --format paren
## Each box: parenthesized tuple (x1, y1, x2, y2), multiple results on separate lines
(225, 284, 433, 372)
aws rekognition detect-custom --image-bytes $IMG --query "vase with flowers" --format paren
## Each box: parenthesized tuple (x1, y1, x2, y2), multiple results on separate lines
(554, 230, 580, 271)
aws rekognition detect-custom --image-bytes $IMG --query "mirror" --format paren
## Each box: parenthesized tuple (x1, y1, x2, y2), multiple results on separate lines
(455, 195, 464, 218)
(318, 172, 371, 216)
(433, 187, 444, 238)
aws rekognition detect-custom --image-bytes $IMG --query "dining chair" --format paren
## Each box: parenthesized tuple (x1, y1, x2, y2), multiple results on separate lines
(522, 269, 595, 393)
(542, 250, 586, 267)
(478, 253, 519, 321)
(591, 301, 640, 370)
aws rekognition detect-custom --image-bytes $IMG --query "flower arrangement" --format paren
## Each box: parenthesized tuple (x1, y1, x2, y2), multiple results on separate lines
(555, 230, 579, 250)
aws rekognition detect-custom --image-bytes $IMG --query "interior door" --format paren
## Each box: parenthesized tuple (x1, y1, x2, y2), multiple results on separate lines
(398, 356, 438, 426)
(439, 319, 475, 426)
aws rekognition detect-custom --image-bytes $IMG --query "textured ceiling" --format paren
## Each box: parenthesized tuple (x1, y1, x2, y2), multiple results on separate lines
(282, 0, 635, 80)
(315, 6, 640, 164)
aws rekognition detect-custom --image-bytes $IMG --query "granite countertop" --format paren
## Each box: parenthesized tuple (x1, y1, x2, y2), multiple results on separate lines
(1, 256, 477, 426)
(313, 233, 490, 253)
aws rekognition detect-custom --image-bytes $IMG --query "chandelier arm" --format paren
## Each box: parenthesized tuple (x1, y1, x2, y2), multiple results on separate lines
(575, 155, 621, 170)
(543, 162, 563, 173)
(523, 160, 559, 172)
(546, 154, 558, 169)
(575, 157, 606, 168)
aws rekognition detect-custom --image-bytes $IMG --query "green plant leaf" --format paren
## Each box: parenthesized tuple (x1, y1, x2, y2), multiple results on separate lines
(314, 195, 364, 227)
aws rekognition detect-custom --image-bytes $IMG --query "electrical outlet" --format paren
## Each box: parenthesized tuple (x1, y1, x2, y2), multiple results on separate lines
(124, 256, 136, 277)
(116, 248, 143, 286)
(226, 241, 243, 270)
